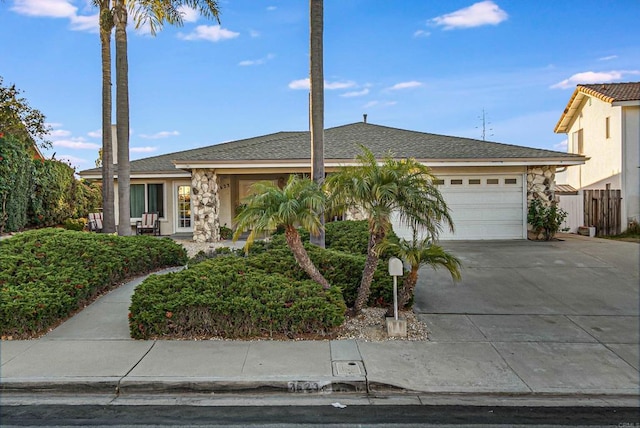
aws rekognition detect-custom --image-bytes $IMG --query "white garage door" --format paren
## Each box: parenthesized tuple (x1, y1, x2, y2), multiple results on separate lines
(392, 175, 525, 240)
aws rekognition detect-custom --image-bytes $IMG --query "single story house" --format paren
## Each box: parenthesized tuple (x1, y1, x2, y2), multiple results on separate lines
(78, 121, 586, 241)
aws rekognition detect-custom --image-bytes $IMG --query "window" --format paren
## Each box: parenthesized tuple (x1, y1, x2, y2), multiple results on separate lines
(469, 179, 481, 185)
(487, 178, 499, 185)
(434, 179, 445, 185)
(605, 117, 610, 139)
(505, 178, 517, 185)
(573, 129, 584, 154)
(450, 179, 463, 185)
(130, 183, 164, 218)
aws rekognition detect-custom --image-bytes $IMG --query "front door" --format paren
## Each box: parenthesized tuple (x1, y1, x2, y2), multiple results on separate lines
(175, 184, 192, 233)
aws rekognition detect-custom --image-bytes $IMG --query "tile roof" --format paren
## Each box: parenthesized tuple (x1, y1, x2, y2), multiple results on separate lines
(79, 122, 583, 176)
(555, 82, 640, 133)
(578, 82, 640, 103)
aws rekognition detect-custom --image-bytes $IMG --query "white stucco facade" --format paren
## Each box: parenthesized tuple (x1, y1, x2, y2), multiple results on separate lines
(557, 93, 639, 228)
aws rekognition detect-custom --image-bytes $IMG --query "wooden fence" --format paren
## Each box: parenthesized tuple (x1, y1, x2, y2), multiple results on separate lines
(584, 189, 621, 236)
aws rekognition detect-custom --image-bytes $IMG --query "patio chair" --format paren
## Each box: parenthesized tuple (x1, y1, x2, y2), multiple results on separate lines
(88, 212, 103, 232)
(136, 212, 160, 236)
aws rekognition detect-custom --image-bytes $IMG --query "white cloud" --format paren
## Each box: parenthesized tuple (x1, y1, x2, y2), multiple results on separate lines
(288, 78, 356, 90)
(363, 100, 397, 109)
(138, 130, 179, 139)
(130, 146, 157, 153)
(249, 29, 260, 38)
(70, 13, 98, 33)
(549, 70, 640, 89)
(178, 25, 239, 42)
(598, 55, 618, 61)
(178, 5, 199, 23)
(239, 54, 275, 66)
(267, 6, 277, 11)
(554, 139, 568, 151)
(388, 81, 423, 90)
(53, 138, 101, 150)
(341, 88, 370, 98)
(414, 30, 431, 38)
(50, 129, 71, 138)
(289, 78, 310, 90)
(11, 0, 77, 18)
(430, 1, 508, 30)
(56, 154, 89, 166)
(325, 80, 356, 90)
(87, 129, 101, 138)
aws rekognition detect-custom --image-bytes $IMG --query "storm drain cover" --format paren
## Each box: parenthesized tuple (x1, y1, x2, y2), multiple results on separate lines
(333, 361, 364, 376)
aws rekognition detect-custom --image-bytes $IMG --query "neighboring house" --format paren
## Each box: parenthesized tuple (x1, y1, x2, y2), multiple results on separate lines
(79, 121, 585, 241)
(554, 82, 640, 233)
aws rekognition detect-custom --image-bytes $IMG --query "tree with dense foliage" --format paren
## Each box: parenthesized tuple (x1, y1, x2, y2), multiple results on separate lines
(232, 175, 331, 290)
(378, 228, 461, 311)
(325, 146, 454, 313)
(0, 76, 50, 147)
(309, 0, 325, 248)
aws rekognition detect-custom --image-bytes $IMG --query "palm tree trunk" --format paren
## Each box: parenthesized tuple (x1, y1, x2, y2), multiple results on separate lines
(354, 227, 385, 313)
(99, 0, 116, 234)
(309, 0, 325, 248)
(285, 225, 331, 290)
(114, 0, 131, 235)
(398, 267, 418, 309)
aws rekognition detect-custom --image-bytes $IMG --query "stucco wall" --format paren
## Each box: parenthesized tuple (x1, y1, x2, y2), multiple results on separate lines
(622, 106, 640, 225)
(564, 96, 623, 189)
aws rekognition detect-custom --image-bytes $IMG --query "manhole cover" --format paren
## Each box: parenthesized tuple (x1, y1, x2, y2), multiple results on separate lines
(333, 361, 364, 376)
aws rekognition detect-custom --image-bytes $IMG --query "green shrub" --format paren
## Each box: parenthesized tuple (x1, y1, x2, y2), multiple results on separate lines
(237, 243, 395, 308)
(129, 257, 346, 339)
(0, 228, 187, 338)
(62, 218, 87, 231)
(219, 224, 233, 240)
(527, 198, 568, 241)
(298, 220, 400, 258)
(0, 134, 33, 233)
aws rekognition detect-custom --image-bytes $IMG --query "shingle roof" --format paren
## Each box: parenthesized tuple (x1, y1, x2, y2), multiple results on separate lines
(79, 122, 583, 176)
(578, 82, 640, 103)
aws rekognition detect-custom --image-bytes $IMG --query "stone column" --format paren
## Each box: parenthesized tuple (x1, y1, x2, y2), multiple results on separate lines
(191, 169, 220, 243)
(526, 165, 556, 240)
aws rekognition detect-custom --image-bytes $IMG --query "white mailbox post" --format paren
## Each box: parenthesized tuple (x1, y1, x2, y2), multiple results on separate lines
(388, 257, 403, 320)
(386, 257, 407, 337)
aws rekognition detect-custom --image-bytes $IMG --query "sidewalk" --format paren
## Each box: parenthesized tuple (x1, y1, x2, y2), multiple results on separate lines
(1, 236, 638, 408)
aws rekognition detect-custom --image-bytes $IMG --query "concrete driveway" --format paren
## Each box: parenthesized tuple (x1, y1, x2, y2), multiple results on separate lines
(410, 234, 639, 392)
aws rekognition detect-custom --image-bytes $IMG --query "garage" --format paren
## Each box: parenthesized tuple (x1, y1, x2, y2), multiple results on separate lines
(392, 175, 526, 241)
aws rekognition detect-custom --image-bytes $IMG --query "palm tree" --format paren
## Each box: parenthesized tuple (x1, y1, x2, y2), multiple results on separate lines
(112, 0, 220, 236)
(113, 0, 131, 235)
(309, 0, 325, 248)
(325, 146, 454, 313)
(95, 0, 116, 233)
(378, 228, 461, 310)
(232, 175, 331, 290)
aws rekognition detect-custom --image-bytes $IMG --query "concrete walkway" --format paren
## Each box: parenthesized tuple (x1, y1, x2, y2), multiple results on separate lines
(1, 234, 638, 407)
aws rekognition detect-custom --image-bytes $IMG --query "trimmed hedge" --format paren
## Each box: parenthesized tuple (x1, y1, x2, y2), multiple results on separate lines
(297, 220, 400, 258)
(129, 256, 346, 339)
(244, 245, 394, 307)
(0, 228, 187, 338)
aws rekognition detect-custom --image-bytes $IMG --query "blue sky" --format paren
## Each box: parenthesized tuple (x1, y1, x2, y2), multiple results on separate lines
(2, 0, 639, 171)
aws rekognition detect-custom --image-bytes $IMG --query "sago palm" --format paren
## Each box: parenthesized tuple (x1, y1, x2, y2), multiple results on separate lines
(378, 229, 461, 310)
(325, 146, 453, 313)
(232, 175, 331, 290)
